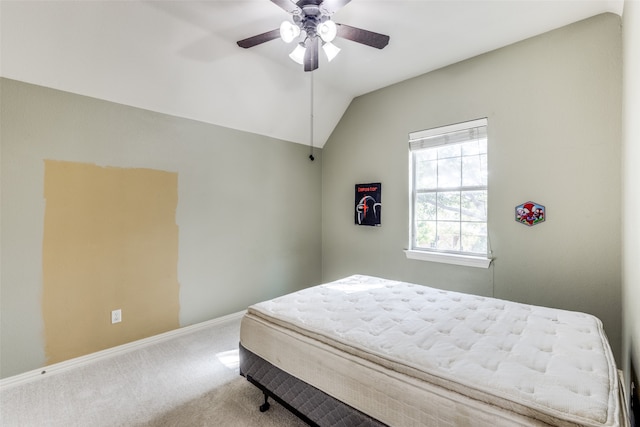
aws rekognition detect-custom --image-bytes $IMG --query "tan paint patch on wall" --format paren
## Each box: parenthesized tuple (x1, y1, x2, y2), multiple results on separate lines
(42, 160, 180, 365)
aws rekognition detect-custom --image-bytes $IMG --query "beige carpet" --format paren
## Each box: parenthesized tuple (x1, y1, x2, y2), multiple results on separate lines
(139, 376, 305, 427)
(0, 316, 306, 426)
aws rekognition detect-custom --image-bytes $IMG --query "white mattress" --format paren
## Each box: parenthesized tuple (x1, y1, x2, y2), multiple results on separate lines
(240, 275, 627, 427)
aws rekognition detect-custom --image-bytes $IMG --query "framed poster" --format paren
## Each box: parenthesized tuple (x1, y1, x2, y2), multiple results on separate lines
(355, 183, 382, 226)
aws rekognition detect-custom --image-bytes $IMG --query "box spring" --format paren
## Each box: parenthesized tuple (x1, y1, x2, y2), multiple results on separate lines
(239, 342, 387, 426)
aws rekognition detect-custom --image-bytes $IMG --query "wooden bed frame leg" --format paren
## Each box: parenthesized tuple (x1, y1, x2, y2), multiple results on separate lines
(259, 392, 271, 412)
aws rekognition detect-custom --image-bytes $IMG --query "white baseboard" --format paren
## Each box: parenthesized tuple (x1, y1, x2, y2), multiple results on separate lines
(0, 310, 246, 390)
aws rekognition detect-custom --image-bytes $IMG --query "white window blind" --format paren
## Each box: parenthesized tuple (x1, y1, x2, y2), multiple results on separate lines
(409, 118, 488, 149)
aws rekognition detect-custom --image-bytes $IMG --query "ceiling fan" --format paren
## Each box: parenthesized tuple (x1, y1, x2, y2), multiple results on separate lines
(237, 0, 390, 72)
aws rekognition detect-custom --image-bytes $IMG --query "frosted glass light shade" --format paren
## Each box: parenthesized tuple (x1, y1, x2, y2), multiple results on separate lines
(317, 20, 337, 42)
(322, 42, 340, 61)
(289, 43, 306, 64)
(280, 21, 300, 43)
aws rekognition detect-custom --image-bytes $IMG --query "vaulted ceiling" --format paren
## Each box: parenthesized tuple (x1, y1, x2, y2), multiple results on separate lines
(0, 0, 624, 147)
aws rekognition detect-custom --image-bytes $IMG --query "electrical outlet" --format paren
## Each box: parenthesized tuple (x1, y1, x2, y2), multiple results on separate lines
(111, 309, 122, 324)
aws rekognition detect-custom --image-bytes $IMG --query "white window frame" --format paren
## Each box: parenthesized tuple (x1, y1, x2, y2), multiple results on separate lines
(405, 118, 492, 268)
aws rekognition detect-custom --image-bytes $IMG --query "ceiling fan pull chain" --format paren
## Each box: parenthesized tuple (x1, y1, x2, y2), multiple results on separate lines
(309, 70, 315, 161)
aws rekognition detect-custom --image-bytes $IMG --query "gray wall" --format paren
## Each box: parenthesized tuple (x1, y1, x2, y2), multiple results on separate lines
(0, 79, 322, 378)
(322, 14, 623, 363)
(622, 0, 640, 396)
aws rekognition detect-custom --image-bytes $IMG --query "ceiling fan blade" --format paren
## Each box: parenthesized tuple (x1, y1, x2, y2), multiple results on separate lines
(321, 0, 352, 14)
(237, 29, 281, 49)
(271, 0, 300, 13)
(304, 37, 319, 72)
(336, 23, 390, 49)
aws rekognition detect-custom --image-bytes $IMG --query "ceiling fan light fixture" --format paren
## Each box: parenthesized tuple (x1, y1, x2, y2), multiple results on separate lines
(280, 20, 300, 43)
(317, 20, 337, 42)
(289, 43, 306, 65)
(237, 0, 390, 72)
(322, 41, 340, 62)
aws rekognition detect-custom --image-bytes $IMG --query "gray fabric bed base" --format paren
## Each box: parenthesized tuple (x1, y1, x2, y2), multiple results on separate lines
(239, 343, 388, 427)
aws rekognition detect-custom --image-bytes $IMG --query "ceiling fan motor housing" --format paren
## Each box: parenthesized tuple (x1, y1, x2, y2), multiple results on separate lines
(294, 2, 331, 39)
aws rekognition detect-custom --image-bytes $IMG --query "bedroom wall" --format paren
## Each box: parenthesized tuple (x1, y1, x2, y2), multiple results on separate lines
(41, 160, 180, 365)
(622, 0, 640, 404)
(322, 14, 623, 362)
(0, 78, 322, 378)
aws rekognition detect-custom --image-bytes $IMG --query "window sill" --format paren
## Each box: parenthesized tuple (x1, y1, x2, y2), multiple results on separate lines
(404, 250, 492, 269)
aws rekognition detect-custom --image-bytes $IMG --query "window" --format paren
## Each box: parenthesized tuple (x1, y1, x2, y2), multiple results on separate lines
(406, 118, 490, 268)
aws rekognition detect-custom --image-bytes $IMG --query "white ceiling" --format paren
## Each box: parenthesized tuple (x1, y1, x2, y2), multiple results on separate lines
(0, 0, 624, 148)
